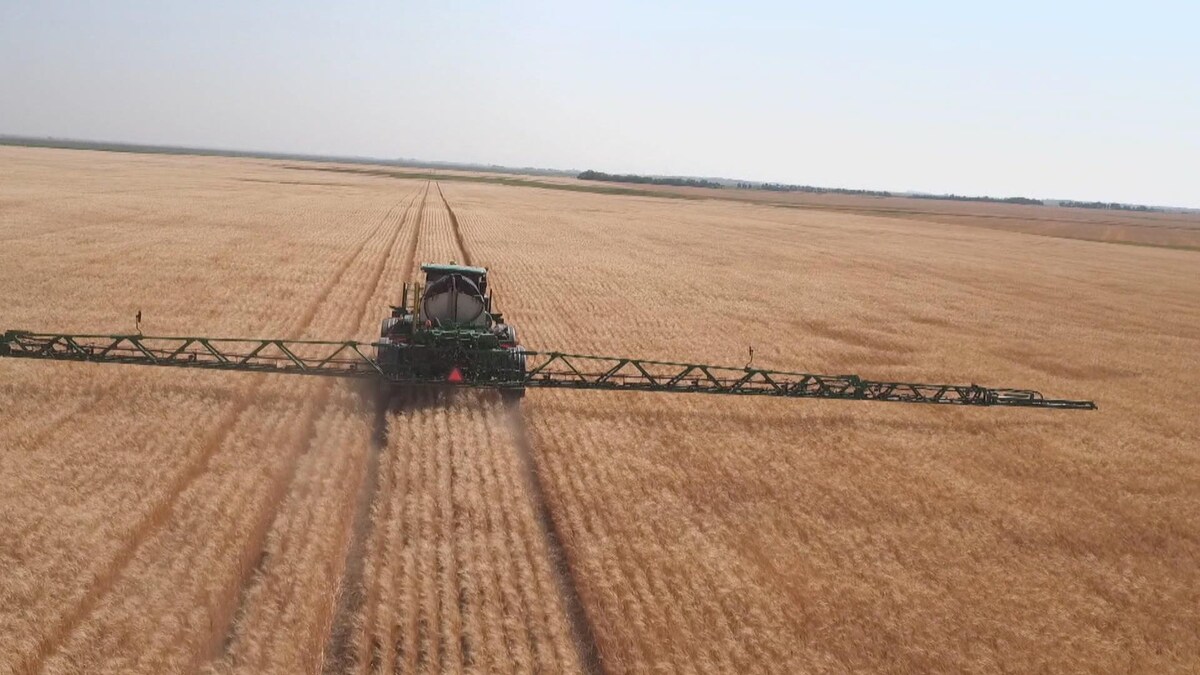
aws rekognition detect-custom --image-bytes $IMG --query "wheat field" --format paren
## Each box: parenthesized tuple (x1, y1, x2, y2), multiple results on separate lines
(1, 146, 1198, 674)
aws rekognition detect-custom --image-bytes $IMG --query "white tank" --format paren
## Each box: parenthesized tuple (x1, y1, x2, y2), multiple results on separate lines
(419, 274, 488, 327)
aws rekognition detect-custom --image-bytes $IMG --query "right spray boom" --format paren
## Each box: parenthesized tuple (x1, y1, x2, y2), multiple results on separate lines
(516, 351, 1097, 409)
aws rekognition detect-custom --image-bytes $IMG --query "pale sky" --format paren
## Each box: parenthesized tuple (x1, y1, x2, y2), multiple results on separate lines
(2, 1, 1197, 206)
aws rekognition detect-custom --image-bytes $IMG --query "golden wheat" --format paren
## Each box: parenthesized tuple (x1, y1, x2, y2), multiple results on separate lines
(1, 146, 1198, 674)
(442, 179, 1200, 673)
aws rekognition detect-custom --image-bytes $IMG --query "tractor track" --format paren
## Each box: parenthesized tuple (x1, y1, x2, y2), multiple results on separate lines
(436, 181, 474, 267)
(322, 182, 431, 674)
(505, 403, 605, 675)
(21, 192, 419, 675)
(438, 182, 604, 674)
(211, 184, 427, 670)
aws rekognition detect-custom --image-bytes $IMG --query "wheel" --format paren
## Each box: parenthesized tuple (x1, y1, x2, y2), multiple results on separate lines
(380, 316, 402, 338)
(505, 345, 527, 382)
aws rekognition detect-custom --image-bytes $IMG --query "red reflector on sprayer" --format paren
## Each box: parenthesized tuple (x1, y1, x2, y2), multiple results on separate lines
(447, 367, 464, 384)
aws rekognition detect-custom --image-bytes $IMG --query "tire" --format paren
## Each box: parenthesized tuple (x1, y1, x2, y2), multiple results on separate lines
(380, 317, 403, 338)
(508, 345, 527, 370)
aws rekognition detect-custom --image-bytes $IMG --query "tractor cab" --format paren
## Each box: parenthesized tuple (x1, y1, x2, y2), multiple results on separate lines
(421, 263, 489, 295)
(416, 263, 492, 328)
(411, 263, 516, 346)
(389, 264, 499, 327)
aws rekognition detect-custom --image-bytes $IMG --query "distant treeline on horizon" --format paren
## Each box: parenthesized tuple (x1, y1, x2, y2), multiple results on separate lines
(581, 169, 1164, 212)
(577, 170, 724, 189)
(0, 137, 1174, 213)
(1057, 200, 1155, 212)
(741, 181, 1040, 205)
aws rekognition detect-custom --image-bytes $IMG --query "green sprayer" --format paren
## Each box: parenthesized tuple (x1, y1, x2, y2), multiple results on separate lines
(0, 263, 1096, 410)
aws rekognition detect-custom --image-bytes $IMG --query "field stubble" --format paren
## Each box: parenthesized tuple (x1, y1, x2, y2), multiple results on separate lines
(443, 179, 1200, 672)
(0, 146, 1198, 674)
(340, 183, 583, 674)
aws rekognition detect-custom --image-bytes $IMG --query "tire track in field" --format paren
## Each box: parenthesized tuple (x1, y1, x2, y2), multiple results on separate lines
(322, 182, 430, 675)
(212, 184, 426, 667)
(438, 182, 604, 674)
(22, 196, 415, 675)
(504, 404, 604, 675)
(436, 181, 474, 266)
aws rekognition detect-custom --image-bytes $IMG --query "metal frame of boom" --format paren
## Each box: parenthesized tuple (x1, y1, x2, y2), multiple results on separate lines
(0, 330, 1096, 409)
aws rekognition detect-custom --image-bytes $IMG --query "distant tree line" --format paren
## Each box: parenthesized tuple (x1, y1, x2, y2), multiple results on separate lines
(1058, 200, 1154, 212)
(910, 193, 1043, 206)
(494, 161, 1169, 213)
(732, 182, 1045, 205)
(735, 182, 891, 197)
(578, 170, 724, 189)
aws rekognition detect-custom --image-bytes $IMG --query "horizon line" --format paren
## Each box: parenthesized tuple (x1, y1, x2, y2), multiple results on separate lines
(1, 133, 1194, 213)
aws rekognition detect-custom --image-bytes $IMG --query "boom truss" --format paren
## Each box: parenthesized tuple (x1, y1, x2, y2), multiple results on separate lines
(0, 330, 1096, 409)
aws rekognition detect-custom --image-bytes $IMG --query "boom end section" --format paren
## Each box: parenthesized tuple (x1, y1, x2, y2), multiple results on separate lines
(988, 388, 1096, 410)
